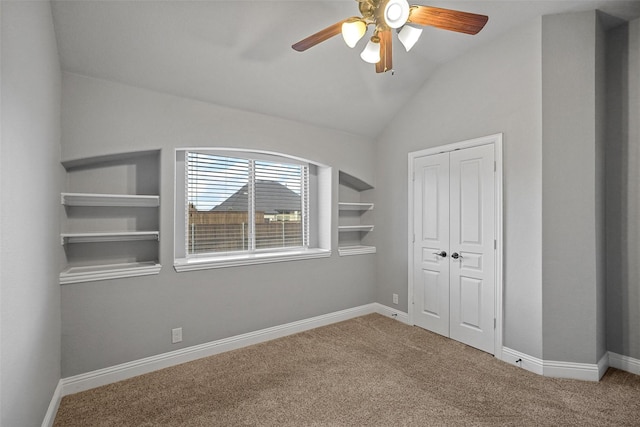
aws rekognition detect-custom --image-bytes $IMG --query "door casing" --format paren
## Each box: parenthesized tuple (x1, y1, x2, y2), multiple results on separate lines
(408, 133, 503, 360)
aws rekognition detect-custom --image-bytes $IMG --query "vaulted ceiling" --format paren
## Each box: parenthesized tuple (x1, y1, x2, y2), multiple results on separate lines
(52, 1, 640, 138)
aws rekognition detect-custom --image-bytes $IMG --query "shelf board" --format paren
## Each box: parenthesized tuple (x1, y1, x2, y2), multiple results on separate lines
(59, 261, 161, 285)
(62, 192, 159, 207)
(338, 245, 377, 256)
(61, 150, 160, 170)
(61, 231, 160, 245)
(338, 225, 374, 232)
(339, 170, 373, 191)
(338, 202, 374, 211)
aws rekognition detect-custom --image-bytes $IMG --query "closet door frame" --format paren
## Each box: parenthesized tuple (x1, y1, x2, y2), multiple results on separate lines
(408, 133, 504, 360)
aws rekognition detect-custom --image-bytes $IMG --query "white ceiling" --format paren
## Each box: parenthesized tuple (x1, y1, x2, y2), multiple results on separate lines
(51, 0, 640, 138)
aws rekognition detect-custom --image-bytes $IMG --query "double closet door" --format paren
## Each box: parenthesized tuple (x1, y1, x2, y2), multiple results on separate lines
(412, 143, 496, 354)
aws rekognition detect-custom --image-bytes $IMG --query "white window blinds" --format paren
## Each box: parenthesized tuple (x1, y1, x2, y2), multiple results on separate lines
(187, 152, 308, 256)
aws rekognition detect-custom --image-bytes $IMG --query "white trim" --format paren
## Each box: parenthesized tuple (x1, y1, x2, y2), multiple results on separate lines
(60, 303, 406, 396)
(493, 135, 504, 360)
(609, 351, 640, 375)
(407, 133, 504, 360)
(374, 303, 409, 324)
(501, 347, 609, 381)
(543, 359, 603, 381)
(598, 352, 610, 379)
(174, 248, 331, 272)
(501, 346, 544, 376)
(41, 381, 63, 427)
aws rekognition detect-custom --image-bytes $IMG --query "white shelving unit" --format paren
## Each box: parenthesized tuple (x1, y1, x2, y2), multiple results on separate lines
(337, 245, 377, 256)
(338, 225, 375, 232)
(60, 151, 161, 284)
(338, 171, 375, 257)
(61, 192, 159, 208)
(59, 261, 162, 285)
(61, 230, 160, 245)
(338, 202, 374, 211)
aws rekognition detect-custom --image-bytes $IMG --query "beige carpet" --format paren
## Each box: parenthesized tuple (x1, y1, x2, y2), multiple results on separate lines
(54, 314, 640, 426)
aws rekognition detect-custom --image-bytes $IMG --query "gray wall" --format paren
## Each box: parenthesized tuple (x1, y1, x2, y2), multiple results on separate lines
(375, 20, 544, 358)
(1, 1, 62, 426)
(60, 73, 378, 377)
(607, 17, 640, 360)
(541, 11, 607, 364)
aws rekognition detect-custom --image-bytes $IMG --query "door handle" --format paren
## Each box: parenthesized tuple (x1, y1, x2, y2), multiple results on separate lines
(451, 252, 463, 260)
(432, 251, 447, 258)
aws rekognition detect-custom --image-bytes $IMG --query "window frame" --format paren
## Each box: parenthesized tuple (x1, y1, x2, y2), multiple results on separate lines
(174, 148, 331, 271)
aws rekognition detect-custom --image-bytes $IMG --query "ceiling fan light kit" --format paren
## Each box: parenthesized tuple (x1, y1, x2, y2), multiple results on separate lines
(292, 0, 488, 74)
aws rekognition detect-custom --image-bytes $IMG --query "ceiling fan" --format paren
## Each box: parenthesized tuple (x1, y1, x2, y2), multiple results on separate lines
(292, 0, 488, 73)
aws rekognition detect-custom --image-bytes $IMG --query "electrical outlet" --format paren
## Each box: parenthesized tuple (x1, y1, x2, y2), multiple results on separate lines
(172, 327, 182, 344)
(392, 293, 399, 305)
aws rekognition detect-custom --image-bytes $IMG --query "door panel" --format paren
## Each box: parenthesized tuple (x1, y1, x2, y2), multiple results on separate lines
(413, 153, 449, 336)
(421, 269, 442, 316)
(449, 144, 495, 354)
(458, 276, 482, 330)
(459, 159, 482, 245)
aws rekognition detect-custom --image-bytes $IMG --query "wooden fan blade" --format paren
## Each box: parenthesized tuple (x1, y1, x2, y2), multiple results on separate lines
(408, 5, 488, 35)
(376, 30, 393, 73)
(292, 19, 349, 52)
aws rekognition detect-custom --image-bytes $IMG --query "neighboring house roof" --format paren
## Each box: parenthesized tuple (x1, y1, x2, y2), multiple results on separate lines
(211, 180, 301, 214)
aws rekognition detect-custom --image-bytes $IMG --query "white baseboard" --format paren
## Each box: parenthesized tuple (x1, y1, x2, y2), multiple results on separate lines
(374, 303, 409, 324)
(501, 347, 609, 381)
(598, 352, 610, 379)
(60, 303, 407, 397)
(609, 351, 640, 375)
(501, 346, 544, 375)
(543, 357, 604, 381)
(41, 381, 63, 427)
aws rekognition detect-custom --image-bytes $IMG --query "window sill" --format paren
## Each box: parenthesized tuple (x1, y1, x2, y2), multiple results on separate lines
(174, 248, 331, 272)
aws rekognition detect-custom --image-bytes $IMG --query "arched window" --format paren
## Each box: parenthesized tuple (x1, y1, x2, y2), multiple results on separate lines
(174, 149, 331, 271)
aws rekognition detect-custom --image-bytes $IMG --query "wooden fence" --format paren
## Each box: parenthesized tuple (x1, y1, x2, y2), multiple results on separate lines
(188, 222, 303, 253)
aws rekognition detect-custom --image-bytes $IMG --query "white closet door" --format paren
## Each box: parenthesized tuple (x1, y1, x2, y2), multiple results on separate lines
(412, 152, 450, 336)
(449, 144, 495, 354)
(412, 144, 495, 354)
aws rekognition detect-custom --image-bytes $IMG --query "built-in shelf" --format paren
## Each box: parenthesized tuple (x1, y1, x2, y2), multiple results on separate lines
(338, 202, 374, 211)
(338, 171, 375, 256)
(61, 192, 160, 207)
(61, 231, 160, 245)
(59, 261, 162, 285)
(338, 245, 377, 256)
(338, 171, 373, 192)
(338, 225, 374, 232)
(60, 150, 161, 284)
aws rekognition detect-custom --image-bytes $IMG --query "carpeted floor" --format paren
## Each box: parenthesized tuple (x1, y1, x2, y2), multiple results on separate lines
(54, 314, 640, 426)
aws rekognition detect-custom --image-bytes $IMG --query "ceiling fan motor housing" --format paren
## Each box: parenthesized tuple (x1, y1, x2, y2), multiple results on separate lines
(383, 0, 410, 29)
(359, 0, 410, 30)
